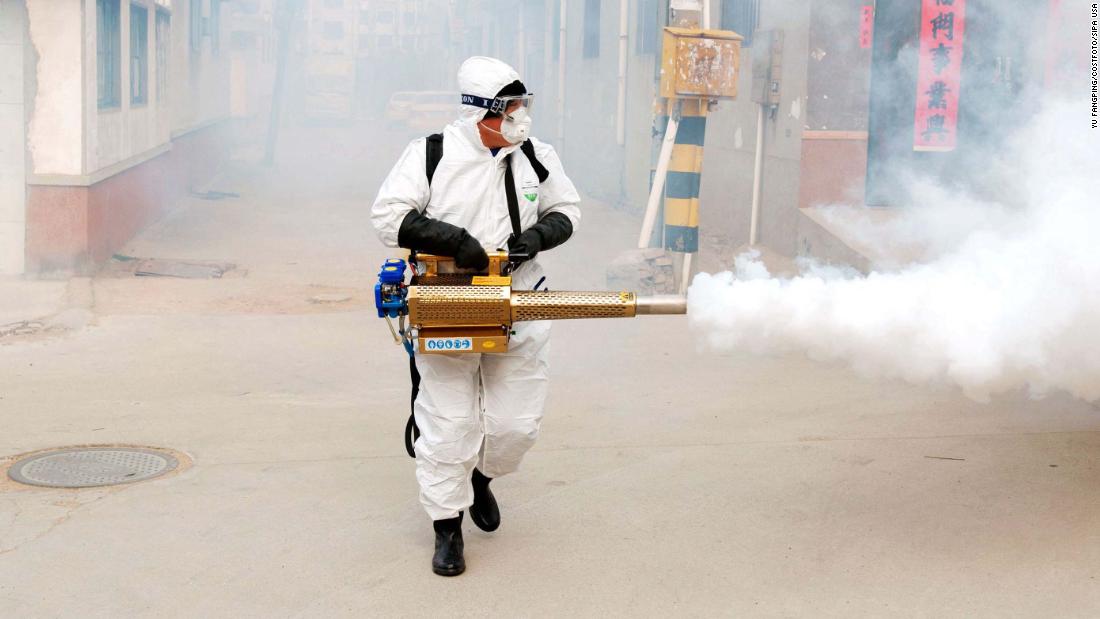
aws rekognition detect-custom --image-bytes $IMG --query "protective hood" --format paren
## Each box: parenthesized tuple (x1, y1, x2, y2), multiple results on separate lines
(456, 56, 521, 123)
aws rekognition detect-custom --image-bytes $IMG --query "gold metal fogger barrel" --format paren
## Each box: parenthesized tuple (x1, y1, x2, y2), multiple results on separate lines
(510, 291, 637, 322)
(407, 286, 512, 327)
(408, 287, 685, 327)
(511, 292, 686, 321)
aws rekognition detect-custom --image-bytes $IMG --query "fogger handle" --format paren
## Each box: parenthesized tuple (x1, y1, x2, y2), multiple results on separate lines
(413, 251, 528, 277)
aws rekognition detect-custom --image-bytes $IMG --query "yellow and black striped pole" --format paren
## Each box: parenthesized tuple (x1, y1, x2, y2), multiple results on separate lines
(662, 97, 706, 255)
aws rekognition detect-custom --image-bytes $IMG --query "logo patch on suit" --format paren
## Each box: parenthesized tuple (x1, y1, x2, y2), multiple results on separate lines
(522, 180, 538, 204)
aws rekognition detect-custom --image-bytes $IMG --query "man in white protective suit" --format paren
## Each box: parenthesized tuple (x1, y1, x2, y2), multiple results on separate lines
(371, 56, 581, 577)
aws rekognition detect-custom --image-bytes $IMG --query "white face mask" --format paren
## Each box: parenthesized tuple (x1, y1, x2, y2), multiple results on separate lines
(481, 108, 532, 145)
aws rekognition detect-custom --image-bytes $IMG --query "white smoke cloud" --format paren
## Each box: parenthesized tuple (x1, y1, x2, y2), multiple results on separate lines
(687, 98, 1100, 402)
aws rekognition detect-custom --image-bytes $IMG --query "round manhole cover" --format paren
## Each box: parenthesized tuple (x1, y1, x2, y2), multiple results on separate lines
(8, 447, 179, 488)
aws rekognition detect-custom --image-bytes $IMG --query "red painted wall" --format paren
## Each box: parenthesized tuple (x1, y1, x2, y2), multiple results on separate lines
(798, 134, 869, 209)
(25, 122, 230, 276)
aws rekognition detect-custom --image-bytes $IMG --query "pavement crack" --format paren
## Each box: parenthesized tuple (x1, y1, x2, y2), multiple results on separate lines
(0, 491, 115, 557)
(0, 498, 21, 530)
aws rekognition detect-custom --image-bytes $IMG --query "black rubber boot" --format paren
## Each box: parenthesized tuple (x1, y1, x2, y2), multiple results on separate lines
(432, 513, 465, 576)
(470, 468, 500, 532)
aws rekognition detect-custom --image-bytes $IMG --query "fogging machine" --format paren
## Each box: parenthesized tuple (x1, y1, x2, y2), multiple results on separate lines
(375, 252, 686, 354)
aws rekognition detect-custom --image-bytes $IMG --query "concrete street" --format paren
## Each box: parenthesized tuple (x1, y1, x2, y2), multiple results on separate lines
(2, 125, 1099, 618)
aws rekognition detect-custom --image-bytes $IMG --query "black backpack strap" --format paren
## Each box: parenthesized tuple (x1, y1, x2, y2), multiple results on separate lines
(503, 154, 522, 240)
(407, 132, 441, 458)
(519, 139, 550, 183)
(505, 142, 550, 242)
(406, 354, 421, 458)
(425, 133, 444, 185)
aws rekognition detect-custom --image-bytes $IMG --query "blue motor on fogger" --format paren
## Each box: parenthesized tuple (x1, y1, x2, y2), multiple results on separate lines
(374, 258, 414, 354)
(374, 258, 408, 318)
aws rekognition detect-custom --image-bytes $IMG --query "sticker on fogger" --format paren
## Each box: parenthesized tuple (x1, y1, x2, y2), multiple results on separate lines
(424, 338, 474, 351)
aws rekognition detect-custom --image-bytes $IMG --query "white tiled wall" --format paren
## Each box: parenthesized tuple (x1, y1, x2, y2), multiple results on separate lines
(0, 1, 25, 275)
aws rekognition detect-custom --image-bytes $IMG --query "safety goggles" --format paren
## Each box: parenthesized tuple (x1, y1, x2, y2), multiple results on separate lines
(460, 93, 535, 119)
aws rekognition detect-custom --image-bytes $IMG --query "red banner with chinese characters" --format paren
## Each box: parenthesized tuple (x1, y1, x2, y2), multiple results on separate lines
(859, 4, 874, 49)
(913, 0, 966, 152)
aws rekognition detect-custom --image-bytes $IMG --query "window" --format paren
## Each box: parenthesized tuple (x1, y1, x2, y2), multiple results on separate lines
(130, 3, 148, 105)
(324, 0, 343, 7)
(721, 0, 758, 46)
(636, 0, 659, 54)
(97, 0, 121, 108)
(189, 0, 202, 52)
(377, 10, 394, 24)
(156, 9, 170, 102)
(583, 0, 600, 59)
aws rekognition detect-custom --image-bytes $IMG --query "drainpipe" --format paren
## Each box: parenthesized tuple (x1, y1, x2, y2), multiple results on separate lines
(616, 0, 629, 145)
(557, 0, 567, 149)
(701, 0, 710, 29)
(637, 102, 680, 248)
(749, 103, 764, 246)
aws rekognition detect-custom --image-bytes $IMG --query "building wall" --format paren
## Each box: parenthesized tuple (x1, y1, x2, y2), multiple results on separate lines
(795, 0, 873, 218)
(0, 0, 28, 274)
(557, 0, 622, 202)
(699, 0, 812, 256)
(620, 13, 662, 215)
(24, 0, 230, 178)
(25, 0, 84, 176)
(173, 0, 231, 135)
(228, 0, 276, 120)
(18, 0, 233, 276)
(87, 0, 164, 174)
(549, 0, 661, 210)
(25, 123, 229, 273)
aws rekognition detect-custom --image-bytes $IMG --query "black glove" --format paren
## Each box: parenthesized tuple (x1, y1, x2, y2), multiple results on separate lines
(507, 229, 541, 265)
(507, 212, 574, 265)
(398, 210, 489, 270)
(454, 235, 490, 270)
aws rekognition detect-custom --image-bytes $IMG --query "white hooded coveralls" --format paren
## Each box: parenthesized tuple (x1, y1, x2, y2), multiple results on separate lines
(371, 57, 581, 520)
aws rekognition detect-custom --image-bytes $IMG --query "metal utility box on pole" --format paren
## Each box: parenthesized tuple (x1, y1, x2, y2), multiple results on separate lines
(637, 22, 742, 293)
(658, 27, 742, 99)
